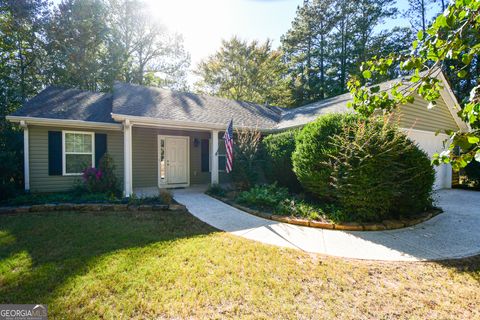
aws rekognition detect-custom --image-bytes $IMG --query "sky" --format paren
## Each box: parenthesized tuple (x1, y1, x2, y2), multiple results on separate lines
(144, 0, 416, 70)
(145, 0, 305, 68)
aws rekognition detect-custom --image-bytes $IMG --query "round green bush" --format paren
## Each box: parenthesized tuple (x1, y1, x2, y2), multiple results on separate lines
(262, 129, 302, 191)
(292, 114, 435, 222)
(292, 113, 357, 201)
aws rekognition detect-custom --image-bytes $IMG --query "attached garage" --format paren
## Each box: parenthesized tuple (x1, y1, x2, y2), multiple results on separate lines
(278, 71, 469, 190)
(404, 129, 452, 189)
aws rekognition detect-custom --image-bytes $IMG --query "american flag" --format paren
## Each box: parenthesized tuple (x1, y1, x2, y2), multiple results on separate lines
(223, 119, 234, 173)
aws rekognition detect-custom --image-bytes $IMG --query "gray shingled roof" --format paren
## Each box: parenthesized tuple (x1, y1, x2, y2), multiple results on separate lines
(112, 82, 281, 129)
(11, 86, 115, 123)
(277, 93, 353, 129)
(276, 75, 415, 129)
(11, 75, 410, 130)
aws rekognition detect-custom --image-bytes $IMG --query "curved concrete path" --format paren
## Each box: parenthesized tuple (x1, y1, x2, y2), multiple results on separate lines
(173, 187, 480, 261)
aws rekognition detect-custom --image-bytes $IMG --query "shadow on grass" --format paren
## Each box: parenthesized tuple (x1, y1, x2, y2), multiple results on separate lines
(436, 255, 480, 283)
(0, 210, 217, 304)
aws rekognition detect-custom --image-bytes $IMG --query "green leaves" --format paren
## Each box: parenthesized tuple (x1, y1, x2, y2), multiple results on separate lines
(347, 0, 480, 170)
(458, 69, 468, 78)
(417, 30, 424, 41)
(196, 37, 292, 106)
(467, 136, 480, 144)
(362, 70, 372, 79)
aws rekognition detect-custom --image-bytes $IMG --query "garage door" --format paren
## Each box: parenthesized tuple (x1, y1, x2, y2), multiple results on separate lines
(403, 129, 452, 189)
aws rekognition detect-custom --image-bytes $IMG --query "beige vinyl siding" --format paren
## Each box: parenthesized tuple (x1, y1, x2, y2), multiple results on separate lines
(132, 127, 210, 188)
(29, 125, 124, 193)
(395, 95, 459, 132)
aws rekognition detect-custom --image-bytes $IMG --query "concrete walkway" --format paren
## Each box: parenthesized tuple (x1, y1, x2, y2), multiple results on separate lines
(172, 187, 480, 261)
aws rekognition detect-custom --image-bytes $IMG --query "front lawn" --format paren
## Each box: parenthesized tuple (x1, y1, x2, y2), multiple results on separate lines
(0, 210, 479, 319)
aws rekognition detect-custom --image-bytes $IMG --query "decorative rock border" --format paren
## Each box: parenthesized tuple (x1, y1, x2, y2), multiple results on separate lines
(0, 203, 187, 214)
(208, 194, 443, 231)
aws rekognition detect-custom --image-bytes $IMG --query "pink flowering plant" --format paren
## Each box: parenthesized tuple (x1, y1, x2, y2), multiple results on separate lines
(82, 153, 120, 194)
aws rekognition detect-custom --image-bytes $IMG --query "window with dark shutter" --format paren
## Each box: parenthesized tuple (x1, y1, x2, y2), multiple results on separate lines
(48, 131, 62, 175)
(201, 139, 209, 172)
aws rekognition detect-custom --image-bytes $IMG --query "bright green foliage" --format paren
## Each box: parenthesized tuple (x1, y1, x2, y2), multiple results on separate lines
(195, 37, 292, 106)
(292, 113, 357, 201)
(293, 114, 435, 222)
(262, 130, 301, 191)
(236, 183, 289, 211)
(348, 0, 480, 170)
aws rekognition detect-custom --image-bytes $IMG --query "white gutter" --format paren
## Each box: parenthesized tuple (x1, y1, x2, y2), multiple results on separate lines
(110, 113, 275, 132)
(6, 116, 123, 130)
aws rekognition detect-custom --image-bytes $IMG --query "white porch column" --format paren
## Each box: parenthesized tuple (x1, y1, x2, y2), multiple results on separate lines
(211, 130, 219, 184)
(20, 121, 29, 191)
(123, 119, 133, 197)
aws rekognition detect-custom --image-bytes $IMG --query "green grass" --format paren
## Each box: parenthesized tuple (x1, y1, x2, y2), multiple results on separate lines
(0, 210, 479, 319)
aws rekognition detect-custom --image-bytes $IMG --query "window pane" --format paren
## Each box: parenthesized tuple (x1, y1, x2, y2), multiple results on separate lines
(160, 139, 165, 180)
(66, 154, 92, 174)
(82, 134, 92, 153)
(65, 133, 75, 152)
(218, 155, 226, 171)
(74, 133, 82, 152)
(65, 133, 92, 153)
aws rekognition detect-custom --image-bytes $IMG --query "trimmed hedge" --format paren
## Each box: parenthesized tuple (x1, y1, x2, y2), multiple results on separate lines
(292, 114, 435, 222)
(262, 129, 302, 191)
(292, 113, 357, 201)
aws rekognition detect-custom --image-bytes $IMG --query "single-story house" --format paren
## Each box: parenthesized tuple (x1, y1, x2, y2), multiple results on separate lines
(6, 70, 468, 195)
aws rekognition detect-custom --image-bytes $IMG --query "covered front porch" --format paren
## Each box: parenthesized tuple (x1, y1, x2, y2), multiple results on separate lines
(122, 120, 228, 197)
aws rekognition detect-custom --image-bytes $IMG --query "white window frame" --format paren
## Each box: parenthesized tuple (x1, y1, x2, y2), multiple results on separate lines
(210, 138, 227, 173)
(62, 130, 95, 176)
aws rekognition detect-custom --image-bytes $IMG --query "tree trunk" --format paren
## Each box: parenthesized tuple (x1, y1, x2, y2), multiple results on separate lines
(320, 31, 325, 100)
(421, 0, 426, 33)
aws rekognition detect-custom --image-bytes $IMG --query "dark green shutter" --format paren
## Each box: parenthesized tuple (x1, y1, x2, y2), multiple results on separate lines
(201, 139, 209, 172)
(95, 133, 107, 167)
(48, 131, 62, 175)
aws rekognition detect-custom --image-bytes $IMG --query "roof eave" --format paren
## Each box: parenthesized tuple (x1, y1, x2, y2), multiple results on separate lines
(6, 115, 122, 130)
(111, 113, 275, 132)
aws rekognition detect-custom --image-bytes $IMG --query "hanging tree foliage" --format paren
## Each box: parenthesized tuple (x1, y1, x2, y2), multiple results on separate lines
(348, 0, 480, 170)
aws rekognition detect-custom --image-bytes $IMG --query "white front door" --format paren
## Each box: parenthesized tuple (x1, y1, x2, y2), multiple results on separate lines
(159, 136, 188, 185)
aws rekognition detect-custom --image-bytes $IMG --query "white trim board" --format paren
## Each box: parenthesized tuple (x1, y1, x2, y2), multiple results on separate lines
(6, 116, 122, 130)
